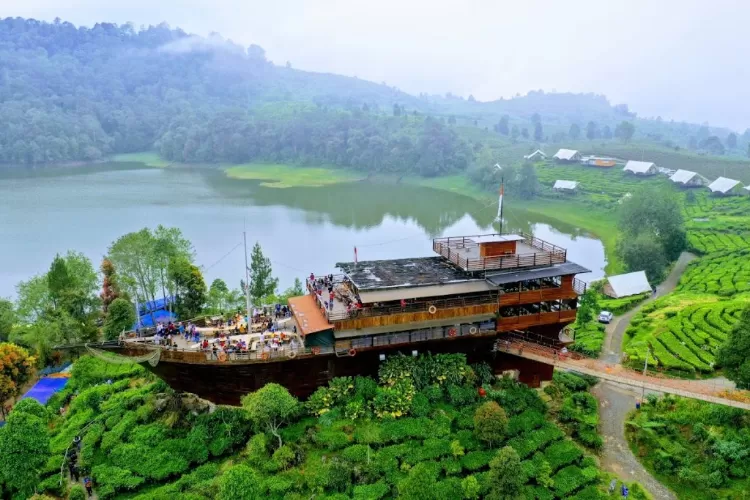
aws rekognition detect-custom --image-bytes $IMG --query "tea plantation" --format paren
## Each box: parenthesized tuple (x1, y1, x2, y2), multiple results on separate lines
(15, 354, 650, 500)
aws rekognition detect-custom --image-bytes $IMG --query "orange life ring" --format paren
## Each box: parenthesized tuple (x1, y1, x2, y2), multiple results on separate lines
(428, 305, 437, 314)
(447, 328, 457, 337)
(217, 352, 227, 362)
(261, 352, 270, 360)
(311, 346, 321, 355)
(348, 348, 357, 357)
(469, 326, 478, 335)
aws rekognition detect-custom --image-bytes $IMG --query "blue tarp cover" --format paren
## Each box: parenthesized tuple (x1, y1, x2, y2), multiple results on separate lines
(21, 377, 69, 405)
(134, 309, 177, 329)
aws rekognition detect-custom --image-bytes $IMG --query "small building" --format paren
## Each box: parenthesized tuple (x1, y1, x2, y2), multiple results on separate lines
(602, 271, 651, 299)
(553, 149, 581, 163)
(707, 177, 745, 196)
(553, 180, 579, 192)
(623, 160, 658, 176)
(580, 155, 618, 167)
(669, 169, 709, 188)
(524, 150, 547, 161)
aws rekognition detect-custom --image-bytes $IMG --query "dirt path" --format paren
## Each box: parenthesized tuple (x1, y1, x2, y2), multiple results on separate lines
(593, 251, 697, 499)
(591, 382, 677, 500)
(602, 252, 697, 364)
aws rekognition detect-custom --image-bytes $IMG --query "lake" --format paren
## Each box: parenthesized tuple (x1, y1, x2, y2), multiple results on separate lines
(0, 163, 606, 298)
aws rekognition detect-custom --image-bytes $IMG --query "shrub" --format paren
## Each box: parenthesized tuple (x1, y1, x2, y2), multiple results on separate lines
(398, 461, 440, 500)
(434, 477, 463, 498)
(372, 379, 415, 419)
(341, 444, 371, 464)
(447, 383, 477, 406)
(270, 444, 296, 471)
(352, 482, 389, 499)
(460, 450, 495, 471)
(473, 401, 508, 446)
(409, 392, 431, 417)
(461, 475, 481, 499)
(313, 430, 351, 450)
(217, 464, 261, 500)
(543, 440, 583, 472)
(91, 465, 145, 498)
(68, 485, 86, 500)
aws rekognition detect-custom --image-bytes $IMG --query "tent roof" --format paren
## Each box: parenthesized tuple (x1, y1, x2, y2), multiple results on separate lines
(670, 169, 702, 183)
(708, 176, 742, 193)
(624, 161, 656, 173)
(553, 180, 579, 190)
(605, 271, 651, 298)
(524, 149, 547, 159)
(553, 149, 579, 160)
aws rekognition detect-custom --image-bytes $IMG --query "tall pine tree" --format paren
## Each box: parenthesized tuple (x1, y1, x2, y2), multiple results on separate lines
(249, 243, 279, 305)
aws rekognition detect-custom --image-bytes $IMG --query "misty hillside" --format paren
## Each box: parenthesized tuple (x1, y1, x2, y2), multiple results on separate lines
(1, 17, 745, 168)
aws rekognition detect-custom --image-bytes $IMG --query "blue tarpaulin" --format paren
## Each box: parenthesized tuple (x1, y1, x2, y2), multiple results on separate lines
(21, 377, 69, 405)
(135, 309, 177, 328)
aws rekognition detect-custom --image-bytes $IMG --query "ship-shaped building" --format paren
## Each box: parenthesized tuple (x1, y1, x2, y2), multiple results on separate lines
(115, 233, 589, 404)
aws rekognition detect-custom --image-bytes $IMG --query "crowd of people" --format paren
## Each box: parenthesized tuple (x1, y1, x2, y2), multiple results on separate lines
(65, 436, 94, 497)
(152, 321, 200, 346)
(308, 273, 363, 317)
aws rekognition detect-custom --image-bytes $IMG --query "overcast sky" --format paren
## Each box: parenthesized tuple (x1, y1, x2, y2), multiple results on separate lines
(9, 0, 749, 130)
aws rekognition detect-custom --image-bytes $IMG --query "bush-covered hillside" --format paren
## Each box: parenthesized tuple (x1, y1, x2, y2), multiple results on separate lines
(9, 354, 650, 499)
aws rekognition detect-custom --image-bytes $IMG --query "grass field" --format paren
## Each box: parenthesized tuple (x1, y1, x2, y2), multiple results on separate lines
(110, 152, 172, 168)
(223, 163, 365, 188)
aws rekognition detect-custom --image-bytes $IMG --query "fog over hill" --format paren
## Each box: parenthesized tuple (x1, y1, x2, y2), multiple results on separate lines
(9, 0, 750, 130)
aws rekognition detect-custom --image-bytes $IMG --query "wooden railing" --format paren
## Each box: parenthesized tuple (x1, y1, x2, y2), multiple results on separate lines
(432, 233, 567, 272)
(334, 301, 499, 331)
(329, 291, 499, 321)
(498, 278, 586, 306)
(496, 309, 577, 332)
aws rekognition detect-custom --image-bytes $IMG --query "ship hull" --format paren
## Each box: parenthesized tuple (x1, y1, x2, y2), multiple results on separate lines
(119, 336, 553, 405)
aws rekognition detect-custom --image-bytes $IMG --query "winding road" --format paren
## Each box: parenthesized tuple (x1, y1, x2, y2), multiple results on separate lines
(593, 251, 696, 500)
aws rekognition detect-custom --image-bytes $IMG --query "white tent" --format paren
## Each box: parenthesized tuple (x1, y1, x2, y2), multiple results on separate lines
(708, 177, 744, 195)
(524, 149, 547, 161)
(669, 169, 708, 187)
(602, 271, 651, 298)
(553, 149, 581, 162)
(623, 161, 657, 176)
(553, 180, 579, 191)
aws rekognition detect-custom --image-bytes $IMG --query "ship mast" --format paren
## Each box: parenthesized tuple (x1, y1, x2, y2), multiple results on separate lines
(495, 177, 504, 232)
(243, 231, 252, 319)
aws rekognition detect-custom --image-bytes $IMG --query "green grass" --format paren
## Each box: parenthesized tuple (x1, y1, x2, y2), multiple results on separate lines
(223, 163, 365, 188)
(404, 174, 491, 202)
(110, 152, 171, 168)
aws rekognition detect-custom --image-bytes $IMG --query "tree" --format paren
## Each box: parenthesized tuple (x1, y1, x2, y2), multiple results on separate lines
(511, 125, 520, 139)
(517, 162, 538, 200)
(47, 254, 73, 309)
(241, 383, 298, 447)
(473, 401, 508, 446)
(568, 123, 581, 140)
(393, 104, 401, 116)
(618, 233, 667, 283)
(398, 462, 439, 500)
(602, 125, 612, 139)
(699, 136, 725, 155)
(717, 306, 750, 389)
(15, 275, 49, 323)
(521, 128, 529, 139)
(109, 229, 160, 316)
(208, 279, 230, 313)
(154, 225, 195, 312)
(614, 121, 635, 142)
(100, 258, 122, 313)
(727, 132, 737, 149)
(103, 298, 136, 340)
(486, 446, 523, 500)
(217, 464, 261, 500)
(530, 113, 541, 126)
(462, 475, 481, 499)
(0, 343, 36, 407)
(0, 399, 49, 499)
(618, 187, 686, 262)
(576, 288, 600, 325)
(0, 299, 14, 342)
(280, 278, 305, 301)
(586, 121, 599, 140)
(533, 122, 543, 141)
(249, 243, 278, 306)
(168, 258, 207, 320)
(497, 116, 509, 136)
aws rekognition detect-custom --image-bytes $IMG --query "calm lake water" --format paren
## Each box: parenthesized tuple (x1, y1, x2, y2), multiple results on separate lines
(0, 163, 606, 298)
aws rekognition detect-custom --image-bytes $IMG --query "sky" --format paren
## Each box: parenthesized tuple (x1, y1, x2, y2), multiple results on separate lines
(8, 0, 750, 130)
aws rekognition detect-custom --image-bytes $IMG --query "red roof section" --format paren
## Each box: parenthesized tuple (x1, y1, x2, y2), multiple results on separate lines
(287, 295, 333, 335)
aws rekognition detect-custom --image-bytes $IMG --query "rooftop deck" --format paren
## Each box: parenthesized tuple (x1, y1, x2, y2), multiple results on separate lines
(433, 233, 566, 272)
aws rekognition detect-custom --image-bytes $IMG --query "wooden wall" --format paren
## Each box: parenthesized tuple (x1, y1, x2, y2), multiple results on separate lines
(479, 241, 517, 257)
(334, 303, 498, 331)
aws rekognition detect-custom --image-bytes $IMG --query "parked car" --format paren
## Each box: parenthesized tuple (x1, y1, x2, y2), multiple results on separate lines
(598, 311, 614, 324)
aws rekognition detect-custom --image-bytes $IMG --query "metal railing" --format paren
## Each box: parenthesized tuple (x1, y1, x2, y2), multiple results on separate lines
(432, 233, 567, 272)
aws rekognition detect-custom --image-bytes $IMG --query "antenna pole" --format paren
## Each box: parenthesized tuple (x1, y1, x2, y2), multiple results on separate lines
(496, 177, 505, 232)
(244, 231, 252, 320)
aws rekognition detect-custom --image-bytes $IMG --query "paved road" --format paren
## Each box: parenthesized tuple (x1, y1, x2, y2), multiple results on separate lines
(593, 251, 697, 500)
(602, 252, 697, 364)
(591, 382, 677, 500)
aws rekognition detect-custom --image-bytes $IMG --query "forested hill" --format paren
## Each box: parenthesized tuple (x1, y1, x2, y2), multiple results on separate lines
(2, 17, 469, 171)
